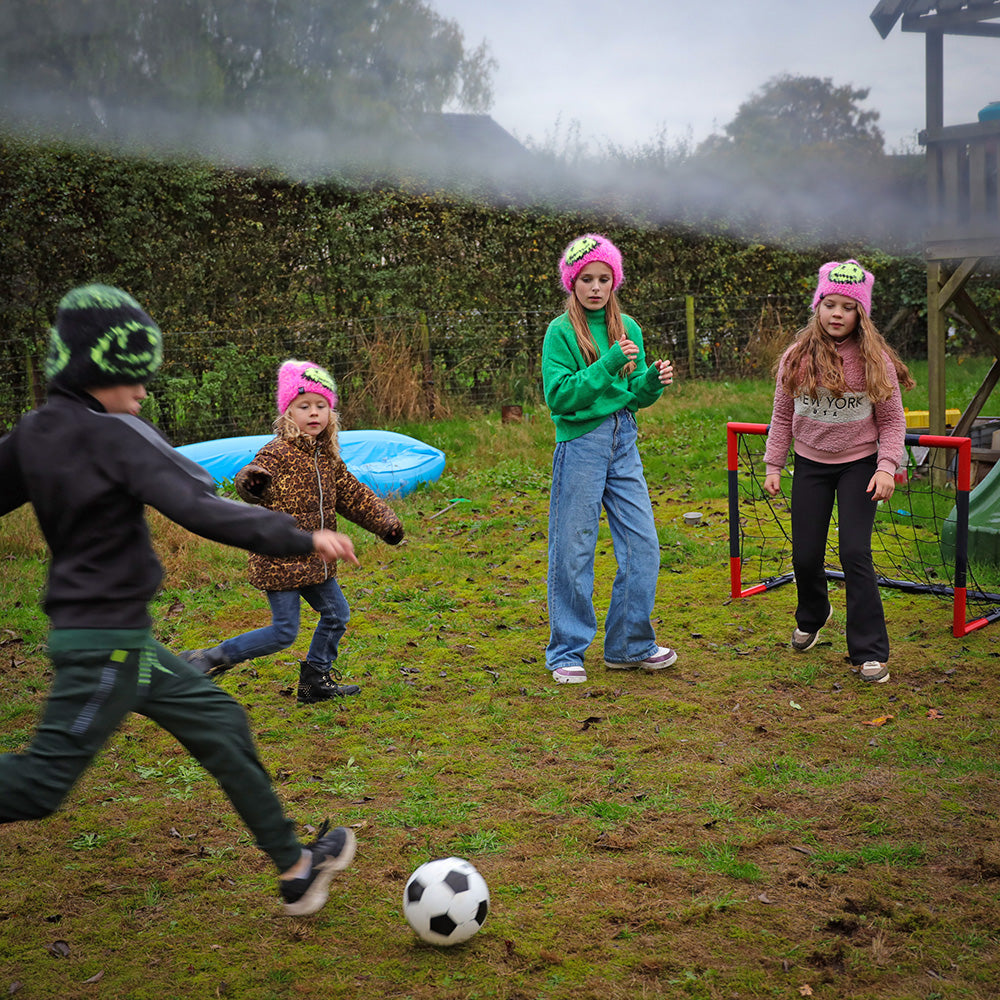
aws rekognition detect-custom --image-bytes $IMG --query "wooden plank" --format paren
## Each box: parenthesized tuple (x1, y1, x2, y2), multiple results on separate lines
(925, 235, 1000, 260)
(954, 287, 1000, 354)
(939, 257, 980, 306)
(953, 363, 1000, 442)
(926, 145, 943, 222)
(969, 143, 988, 216)
(927, 262, 948, 437)
(992, 144, 1000, 224)
(902, 1, 1000, 32)
(925, 29, 944, 132)
(941, 143, 962, 220)
(923, 119, 1000, 144)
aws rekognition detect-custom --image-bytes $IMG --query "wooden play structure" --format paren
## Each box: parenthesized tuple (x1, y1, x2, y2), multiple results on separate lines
(871, 1, 1000, 440)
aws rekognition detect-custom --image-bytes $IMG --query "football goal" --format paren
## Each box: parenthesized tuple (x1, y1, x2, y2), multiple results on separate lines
(727, 422, 1000, 637)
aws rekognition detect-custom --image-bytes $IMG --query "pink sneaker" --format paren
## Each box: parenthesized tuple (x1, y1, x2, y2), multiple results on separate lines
(604, 646, 678, 672)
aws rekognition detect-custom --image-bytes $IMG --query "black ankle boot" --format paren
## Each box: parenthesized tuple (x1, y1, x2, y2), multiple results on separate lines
(297, 660, 361, 704)
(179, 644, 233, 677)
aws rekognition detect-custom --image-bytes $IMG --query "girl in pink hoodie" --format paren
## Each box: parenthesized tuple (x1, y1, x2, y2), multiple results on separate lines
(763, 260, 914, 684)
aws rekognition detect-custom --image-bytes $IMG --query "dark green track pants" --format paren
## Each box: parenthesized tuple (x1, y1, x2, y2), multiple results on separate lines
(0, 629, 302, 873)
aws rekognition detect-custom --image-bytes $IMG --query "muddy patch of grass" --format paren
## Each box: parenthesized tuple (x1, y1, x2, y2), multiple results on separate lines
(2, 381, 999, 999)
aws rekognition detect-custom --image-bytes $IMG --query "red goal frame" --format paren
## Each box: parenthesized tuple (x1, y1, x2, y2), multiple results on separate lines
(726, 422, 996, 638)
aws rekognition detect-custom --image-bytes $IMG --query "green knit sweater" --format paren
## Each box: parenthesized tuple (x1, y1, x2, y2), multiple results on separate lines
(541, 308, 664, 442)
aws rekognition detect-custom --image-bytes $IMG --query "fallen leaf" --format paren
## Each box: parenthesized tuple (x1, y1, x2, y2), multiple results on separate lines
(81, 972, 104, 984)
(757, 892, 774, 904)
(927, 708, 944, 719)
(579, 716, 602, 731)
(798, 986, 814, 997)
(45, 940, 70, 959)
(862, 715, 895, 727)
(789, 700, 802, 710)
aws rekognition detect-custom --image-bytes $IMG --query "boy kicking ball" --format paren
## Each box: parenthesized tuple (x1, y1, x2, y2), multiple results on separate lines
(0, 284, 356, 915)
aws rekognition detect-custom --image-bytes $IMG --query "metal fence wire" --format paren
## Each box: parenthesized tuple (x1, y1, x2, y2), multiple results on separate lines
(2, 294, 812, 443)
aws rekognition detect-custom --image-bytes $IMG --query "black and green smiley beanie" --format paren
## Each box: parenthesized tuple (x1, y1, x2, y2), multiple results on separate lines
(45, 284, 163, 390)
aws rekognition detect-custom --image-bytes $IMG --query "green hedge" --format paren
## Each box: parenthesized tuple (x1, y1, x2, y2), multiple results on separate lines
(0, 136, 933, 327)
(0, 134, 966, 435)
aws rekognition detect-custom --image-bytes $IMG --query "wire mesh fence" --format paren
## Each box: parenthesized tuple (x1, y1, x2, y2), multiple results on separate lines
(3, 294, 808, 443)
(729, 423, 1000, 635)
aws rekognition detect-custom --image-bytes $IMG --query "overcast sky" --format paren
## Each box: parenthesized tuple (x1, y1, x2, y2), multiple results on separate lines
(431, 0, 999, 153)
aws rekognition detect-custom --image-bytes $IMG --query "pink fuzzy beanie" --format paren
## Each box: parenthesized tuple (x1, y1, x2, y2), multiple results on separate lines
(276, 359, 338, 414)
(559, 234, 624, 292)
(811, 259, 874, 316)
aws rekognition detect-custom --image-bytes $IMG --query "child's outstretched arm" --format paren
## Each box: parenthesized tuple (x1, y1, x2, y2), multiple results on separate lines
(234, 463, 272, 504)
(0, 432, 28, 517)
(313, 529, 360, 566)
(333, 462, 404, 542)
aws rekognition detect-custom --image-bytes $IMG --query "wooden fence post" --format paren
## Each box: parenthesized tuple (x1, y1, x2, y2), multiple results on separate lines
(419, 311, 434, 418)
(685, 294, 696, 378)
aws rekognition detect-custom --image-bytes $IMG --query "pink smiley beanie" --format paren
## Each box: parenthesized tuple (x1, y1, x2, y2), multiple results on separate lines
(559, 234, 624, 292)
(276, 359, 338, 414)
(811, 260, 874, 316)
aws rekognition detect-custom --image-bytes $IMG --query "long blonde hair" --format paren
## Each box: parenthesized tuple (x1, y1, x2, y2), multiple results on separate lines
(272, 406, 341, 461)
(778, 309, 915, 401)
(565, 289, 636, 377)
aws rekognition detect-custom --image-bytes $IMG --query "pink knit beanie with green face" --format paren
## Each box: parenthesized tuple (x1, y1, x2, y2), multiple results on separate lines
(811, 260, 874, 316)
(559, 234, 624, 292)
(276, 359, 338, 414)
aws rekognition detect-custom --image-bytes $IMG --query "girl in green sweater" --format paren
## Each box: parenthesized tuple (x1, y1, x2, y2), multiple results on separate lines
(541, 234, 678, 684)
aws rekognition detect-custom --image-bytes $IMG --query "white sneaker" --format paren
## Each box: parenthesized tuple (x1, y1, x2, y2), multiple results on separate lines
(552, 665, 587, 684)
(604, 646, 678, 672)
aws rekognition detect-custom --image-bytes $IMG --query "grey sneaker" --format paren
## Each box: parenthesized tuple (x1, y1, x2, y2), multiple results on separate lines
(179, 644, 233, 677)
(604, 646, 678, 671)
(791, 607, 832, 652)
(860, 661, 890, 684)
(280, 822, 357, 917)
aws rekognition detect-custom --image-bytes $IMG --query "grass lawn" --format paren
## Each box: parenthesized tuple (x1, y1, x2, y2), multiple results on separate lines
(2, 362, 999, 1000)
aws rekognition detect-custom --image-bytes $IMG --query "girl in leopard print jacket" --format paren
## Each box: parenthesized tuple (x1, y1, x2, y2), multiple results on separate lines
(181, 360, 402, 703)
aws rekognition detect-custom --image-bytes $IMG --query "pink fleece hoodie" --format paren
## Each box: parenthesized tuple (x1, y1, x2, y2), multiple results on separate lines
(764, 337, 906, 476)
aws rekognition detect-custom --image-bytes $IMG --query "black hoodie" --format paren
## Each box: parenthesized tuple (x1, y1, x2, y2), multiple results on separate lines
(0, 386, 313, 630)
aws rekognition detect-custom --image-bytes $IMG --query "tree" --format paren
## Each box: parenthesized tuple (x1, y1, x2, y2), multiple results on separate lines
(711, 74, 884, 159)
(0, 0, 495, 138)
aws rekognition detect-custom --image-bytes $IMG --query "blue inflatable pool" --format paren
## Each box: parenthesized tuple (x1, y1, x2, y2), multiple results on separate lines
(176, 430, 446, 498)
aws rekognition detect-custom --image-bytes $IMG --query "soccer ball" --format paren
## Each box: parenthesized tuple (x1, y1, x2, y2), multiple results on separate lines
(403, 857, 489, 946)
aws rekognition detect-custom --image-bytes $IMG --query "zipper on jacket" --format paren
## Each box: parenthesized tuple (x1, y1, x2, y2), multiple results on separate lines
(314, 447, 330, 580)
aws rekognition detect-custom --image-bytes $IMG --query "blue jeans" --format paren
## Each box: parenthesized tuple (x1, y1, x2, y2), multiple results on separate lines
(546, 410, 661, 670)
(220, 578, 350, 670)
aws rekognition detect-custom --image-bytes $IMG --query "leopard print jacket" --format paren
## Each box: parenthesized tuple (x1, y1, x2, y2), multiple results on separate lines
(234, 436, 402, 592)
